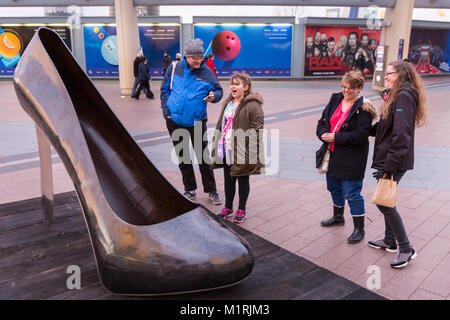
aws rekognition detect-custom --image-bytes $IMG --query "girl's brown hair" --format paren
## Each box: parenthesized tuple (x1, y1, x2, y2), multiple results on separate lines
(381, 60, 427, 127)
(223, 73, 253, 106)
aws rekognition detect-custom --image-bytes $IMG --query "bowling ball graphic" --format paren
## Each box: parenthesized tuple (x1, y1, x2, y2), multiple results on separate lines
(0, 31, 22, 58)
(211, 31, 241, 61)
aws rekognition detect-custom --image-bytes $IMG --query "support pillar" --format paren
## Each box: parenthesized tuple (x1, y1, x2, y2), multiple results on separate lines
(114, 0, 140, 95)
(372, 0, 414, 91)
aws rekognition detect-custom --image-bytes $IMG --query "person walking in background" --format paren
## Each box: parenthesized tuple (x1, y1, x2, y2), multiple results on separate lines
(131, 53, 147, 98)
(162, 51, 171, 75)
(316, 71, 376, 243)
(205, 53, 218, 79)
(175, 52, 182, 61)
(368, 60, 427, 269)
(133, 56, 154, 100)
(211, 73, 264, 224)
(160, 38, 223, 205)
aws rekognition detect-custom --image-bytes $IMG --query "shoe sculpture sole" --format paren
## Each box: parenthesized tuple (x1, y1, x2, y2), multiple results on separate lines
(13, 27, 254, 295)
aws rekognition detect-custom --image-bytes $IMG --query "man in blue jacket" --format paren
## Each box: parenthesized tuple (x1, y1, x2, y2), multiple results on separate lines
(160, 38, 223, 204)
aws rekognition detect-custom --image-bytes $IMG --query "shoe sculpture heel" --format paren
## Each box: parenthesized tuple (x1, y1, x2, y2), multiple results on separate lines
(14, 27, 254, 295)
(36, 124, 54, 226)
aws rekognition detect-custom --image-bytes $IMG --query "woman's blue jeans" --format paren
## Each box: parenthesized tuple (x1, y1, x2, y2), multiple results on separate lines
(326, 174, 365, 216)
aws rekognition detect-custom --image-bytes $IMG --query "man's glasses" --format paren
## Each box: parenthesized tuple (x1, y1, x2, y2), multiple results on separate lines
(188, 56, 204, 61)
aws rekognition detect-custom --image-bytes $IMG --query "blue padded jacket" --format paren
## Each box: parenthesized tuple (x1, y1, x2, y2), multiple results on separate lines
(160, 58, 223, 127)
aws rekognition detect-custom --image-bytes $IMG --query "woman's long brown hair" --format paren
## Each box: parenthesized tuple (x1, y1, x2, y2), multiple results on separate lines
(381, 60, 427, 127)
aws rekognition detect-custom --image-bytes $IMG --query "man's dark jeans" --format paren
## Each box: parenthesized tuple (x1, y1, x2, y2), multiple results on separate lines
(166, 118, 217, 193)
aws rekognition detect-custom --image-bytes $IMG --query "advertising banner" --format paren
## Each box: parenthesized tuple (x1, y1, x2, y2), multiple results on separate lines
(408, 28, 450, 74)
(0, 25, 71, 76)
(304, 26, 381, 76)
(194, 23, 292, 77)
(83, 23, 181, 77)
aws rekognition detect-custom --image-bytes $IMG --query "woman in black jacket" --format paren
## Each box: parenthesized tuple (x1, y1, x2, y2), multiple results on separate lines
(316, 71, 376, 244)
(368, 60, 427, 269)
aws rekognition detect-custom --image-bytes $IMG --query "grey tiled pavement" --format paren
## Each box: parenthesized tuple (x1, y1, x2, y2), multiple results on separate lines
(2, 129, 450, 191)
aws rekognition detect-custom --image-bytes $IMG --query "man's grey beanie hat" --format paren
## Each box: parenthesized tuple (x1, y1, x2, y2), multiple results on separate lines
(185, 38, 204, 57)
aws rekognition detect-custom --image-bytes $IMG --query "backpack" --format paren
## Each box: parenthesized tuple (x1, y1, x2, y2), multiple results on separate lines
(170, 61, 178, 90)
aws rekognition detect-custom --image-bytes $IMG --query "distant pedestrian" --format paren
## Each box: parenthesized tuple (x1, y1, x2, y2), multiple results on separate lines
(211, 73, 264, 224)
(163, 51, 171, 75)
(133, 56, 154, 100)
(205, 53, 218, 79)
(175, 53, 182, 61)
(316, 71, 376, 244)
(131, 53, 147, 98)
(368, 60, 427, 269)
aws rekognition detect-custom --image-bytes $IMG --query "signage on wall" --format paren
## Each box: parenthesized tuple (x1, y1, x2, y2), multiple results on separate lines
(398, 39, 404, 60)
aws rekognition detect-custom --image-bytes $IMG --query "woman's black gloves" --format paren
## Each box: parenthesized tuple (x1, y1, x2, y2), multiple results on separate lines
(373, 169, 393, 180)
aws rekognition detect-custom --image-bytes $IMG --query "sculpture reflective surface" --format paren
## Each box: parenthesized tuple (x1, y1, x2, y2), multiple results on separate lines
(13, 27, 254, 295)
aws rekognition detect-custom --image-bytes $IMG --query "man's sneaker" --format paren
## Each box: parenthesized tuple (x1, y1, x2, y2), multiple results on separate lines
(218, 207, 233, 219)
(391, 249, 417, 269)
(183, 190, 196, 200)
(233, 209, 246, 223)
(209, 192, 222, 205)
(368, 239, 398, 253)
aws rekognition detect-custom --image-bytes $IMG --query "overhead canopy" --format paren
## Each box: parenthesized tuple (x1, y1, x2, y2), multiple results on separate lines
(0, 0, 448, 8)
(0, 0, 396, 8)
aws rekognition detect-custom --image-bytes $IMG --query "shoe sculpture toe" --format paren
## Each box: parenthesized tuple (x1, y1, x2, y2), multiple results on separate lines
(100, 207, 254, 295)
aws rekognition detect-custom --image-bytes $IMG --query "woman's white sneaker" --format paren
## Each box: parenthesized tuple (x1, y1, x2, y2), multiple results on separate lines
(390, 249, 417, 269)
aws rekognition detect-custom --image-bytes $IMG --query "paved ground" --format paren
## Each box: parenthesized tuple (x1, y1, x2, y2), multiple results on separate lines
(1, 77, 450, 300)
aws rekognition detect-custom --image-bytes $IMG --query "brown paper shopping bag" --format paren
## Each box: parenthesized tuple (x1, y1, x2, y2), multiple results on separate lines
(371, 174, 397, 208)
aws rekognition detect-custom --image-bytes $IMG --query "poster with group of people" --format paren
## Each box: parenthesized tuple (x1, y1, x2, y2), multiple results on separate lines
(304, 26, 381, 76)
(83, 23, 180, 77)
(0, 25, 71, 76)
(408, 28, 450, 74)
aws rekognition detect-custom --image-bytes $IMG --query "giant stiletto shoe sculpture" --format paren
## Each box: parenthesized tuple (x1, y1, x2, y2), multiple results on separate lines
(13, 27, 254, 295)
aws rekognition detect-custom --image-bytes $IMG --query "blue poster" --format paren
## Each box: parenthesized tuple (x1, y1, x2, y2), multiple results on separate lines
(194, 23, 292, 76)
(83, 25, 118, 77)
(139, 24, 180, 76)
(83, 24, 180, 77)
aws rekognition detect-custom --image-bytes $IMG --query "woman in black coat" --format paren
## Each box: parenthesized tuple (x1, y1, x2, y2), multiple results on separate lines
(316, 71, 376, 243)
(368, 60, 427, 269)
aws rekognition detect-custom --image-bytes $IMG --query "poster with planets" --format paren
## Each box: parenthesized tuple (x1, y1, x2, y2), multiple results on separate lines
(194, 23, 292, 77)
(83, 24, 180, 77)
(83, 25, 119, 77)
(0, 25, 71, 76)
